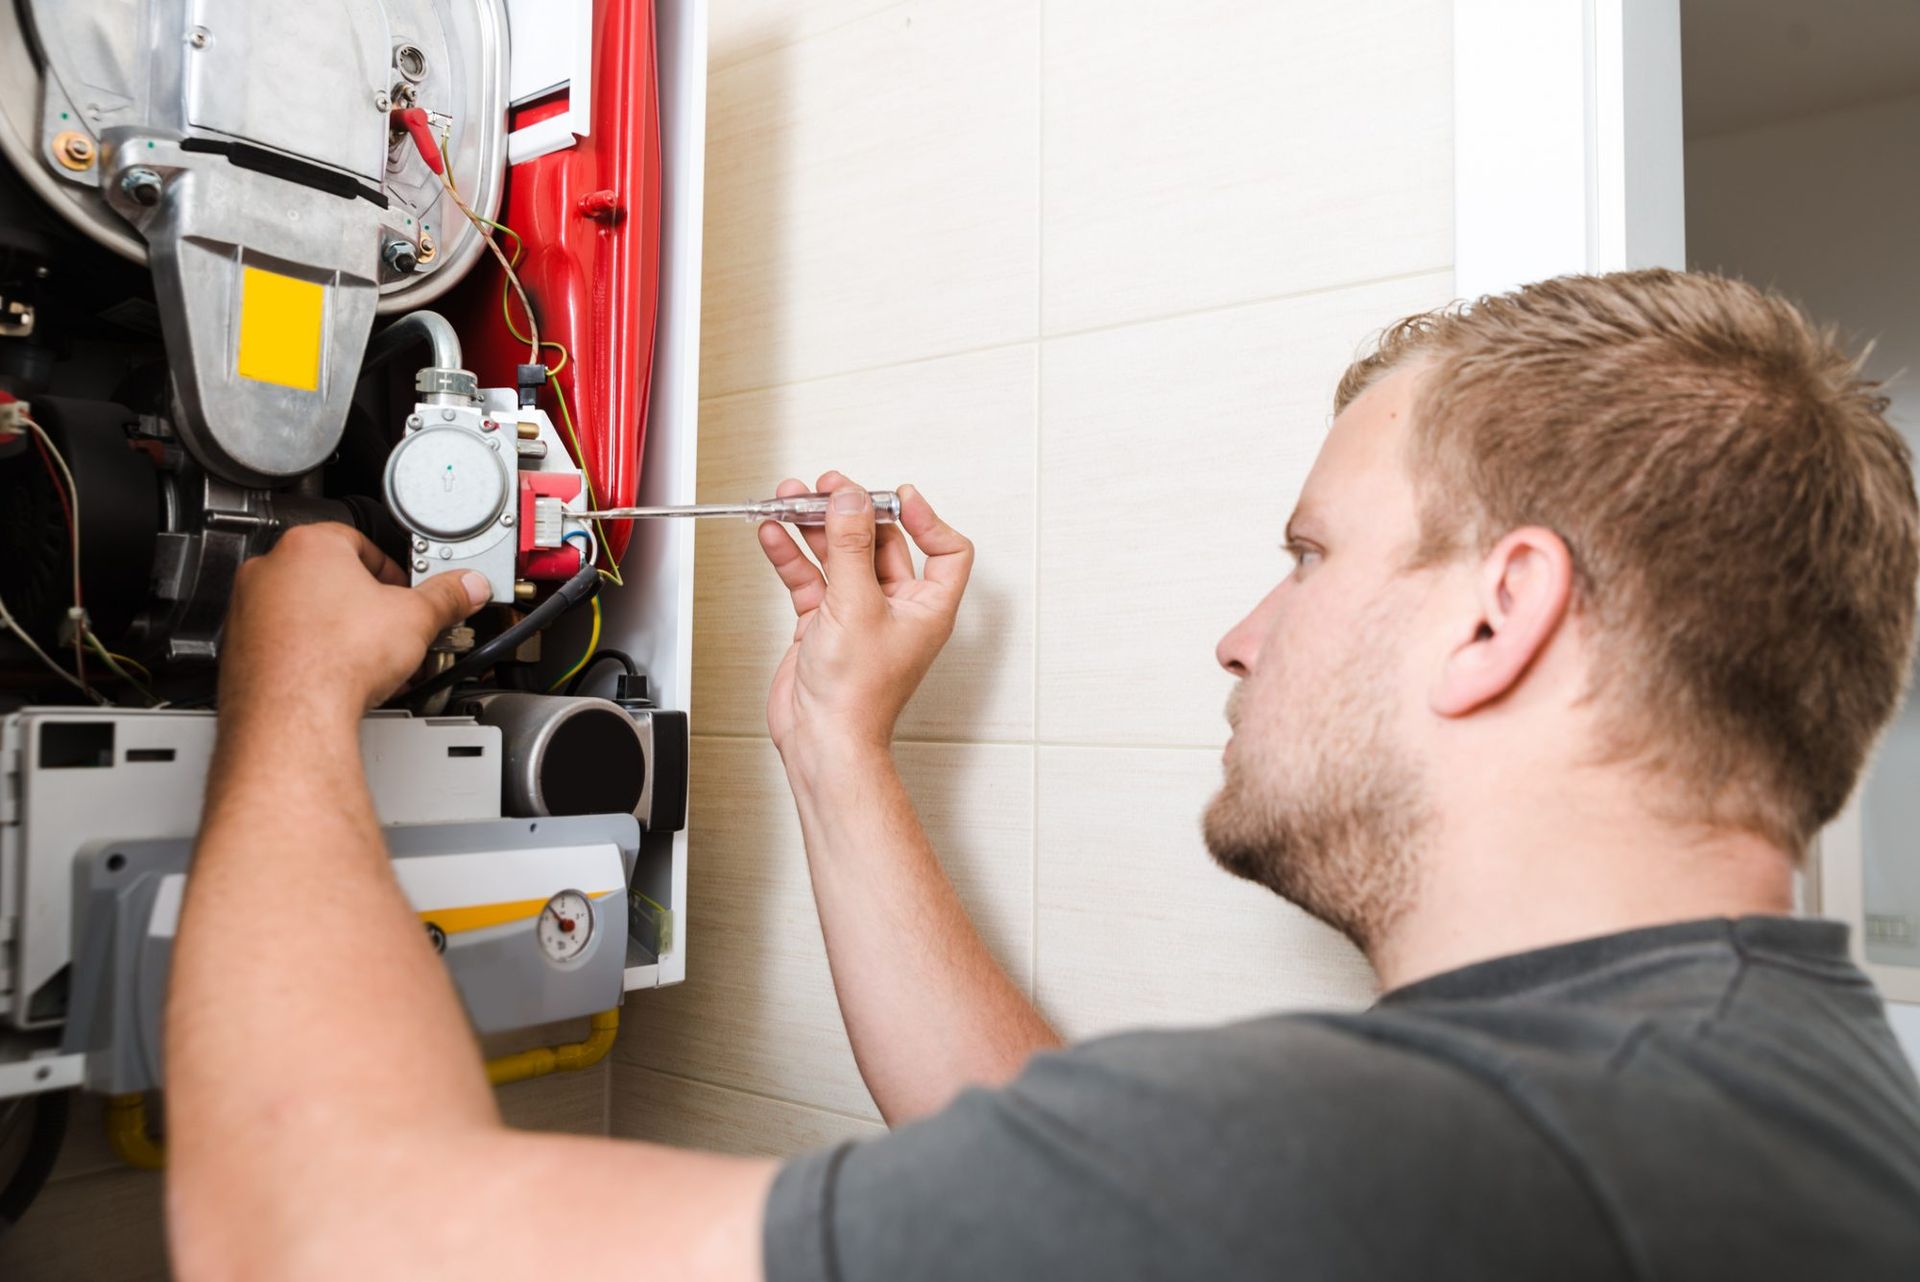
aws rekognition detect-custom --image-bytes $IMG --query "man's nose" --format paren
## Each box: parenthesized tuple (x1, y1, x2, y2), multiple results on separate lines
(1217, 587, 1280, 677)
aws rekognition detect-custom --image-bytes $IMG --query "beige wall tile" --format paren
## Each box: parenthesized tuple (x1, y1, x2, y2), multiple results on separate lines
(694, 344, 1037, 741)
(618, 736, 1033, 1119)
(0, 1167, 167, 1281)
(709, 0, 908, 71)
(1036, 270, 1453, 746)
(497, 1061, 610, 1136)
(702, 0, 1039, 397)
(1035, 745, 1375, 1042)
(613, 1065, 883, 1157)
(1041, 0, 1452, 335)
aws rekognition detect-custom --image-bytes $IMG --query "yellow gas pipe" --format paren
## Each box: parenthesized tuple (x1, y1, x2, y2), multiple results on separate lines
(105, 1008, 621, 1168)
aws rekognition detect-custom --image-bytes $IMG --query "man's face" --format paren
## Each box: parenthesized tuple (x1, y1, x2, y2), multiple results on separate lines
(1204, 365, 1440, 953)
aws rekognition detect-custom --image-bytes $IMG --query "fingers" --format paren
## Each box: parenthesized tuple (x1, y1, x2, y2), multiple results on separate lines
(411, 570, 491, 636)
(778, 477, 829, 563)
(821, 483, 886, 618)
(758, 520, 827, 617)
(898, 484, 973, 593)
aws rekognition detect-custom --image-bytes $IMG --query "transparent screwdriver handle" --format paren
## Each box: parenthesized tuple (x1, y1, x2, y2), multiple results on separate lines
(750, 491, 901, 525)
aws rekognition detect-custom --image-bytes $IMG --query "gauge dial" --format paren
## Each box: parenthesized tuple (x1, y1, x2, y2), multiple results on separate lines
(537, 890, 595, 964)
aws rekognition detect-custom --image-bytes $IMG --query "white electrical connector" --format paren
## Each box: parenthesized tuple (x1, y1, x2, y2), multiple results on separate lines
(532, 495, 567, 548)
(0, 394, 29, 437)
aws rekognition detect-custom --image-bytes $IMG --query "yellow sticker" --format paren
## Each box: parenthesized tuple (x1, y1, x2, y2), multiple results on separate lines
(235, 265, 324, 392)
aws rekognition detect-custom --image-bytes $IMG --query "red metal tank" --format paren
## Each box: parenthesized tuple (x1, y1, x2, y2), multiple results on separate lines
(456, 0, 663, 568)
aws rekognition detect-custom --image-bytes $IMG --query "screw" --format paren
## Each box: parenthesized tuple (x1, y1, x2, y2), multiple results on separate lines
(413, 558, 429, 572)
(405, 413, 423, 431)
(374, 91, 391, 112)
(382, 238, 418, 275)
(501, 513, 515, 527)
(412, 538, 428, 554)
(417, 230, 436, 263)
(514, 581, 537, 603)
(52, 131, 95, 171)
(438, 546, 453, 559)
(189, 27, 209, 49)
(481, 418, 497, 432)
(34, 265, 49, 280)
(441, 408, 456, 421)
(119, 167, 163, 207)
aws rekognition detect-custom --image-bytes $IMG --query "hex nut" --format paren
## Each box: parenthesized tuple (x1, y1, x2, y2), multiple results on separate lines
(52, 132, 96, 171)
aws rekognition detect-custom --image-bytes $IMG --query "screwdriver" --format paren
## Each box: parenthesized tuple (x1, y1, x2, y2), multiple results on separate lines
(579, 491, 902, 526)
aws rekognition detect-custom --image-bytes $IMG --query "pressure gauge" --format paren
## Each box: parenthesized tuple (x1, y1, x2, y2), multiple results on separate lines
(537, 890, 595, 964)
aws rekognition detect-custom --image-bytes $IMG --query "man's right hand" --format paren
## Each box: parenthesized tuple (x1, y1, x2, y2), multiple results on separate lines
(756, 471, 973, 771)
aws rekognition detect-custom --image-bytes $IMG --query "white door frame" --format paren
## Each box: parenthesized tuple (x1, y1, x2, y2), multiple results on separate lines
(1453, 0, 1920, 1002)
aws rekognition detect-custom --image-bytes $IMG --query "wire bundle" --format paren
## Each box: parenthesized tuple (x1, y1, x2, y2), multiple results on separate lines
(0, 411, 155, 705)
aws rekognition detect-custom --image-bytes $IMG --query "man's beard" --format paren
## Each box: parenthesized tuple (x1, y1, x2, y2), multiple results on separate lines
(1203, 651, 1428, 956)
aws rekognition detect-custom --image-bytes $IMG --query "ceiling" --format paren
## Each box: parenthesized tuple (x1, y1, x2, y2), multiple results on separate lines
(1682, 0, 1920, 138)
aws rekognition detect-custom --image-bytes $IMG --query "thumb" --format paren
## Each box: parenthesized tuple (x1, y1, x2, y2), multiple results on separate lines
(822, 486, 885, 617)
(413, 570, 492, 634)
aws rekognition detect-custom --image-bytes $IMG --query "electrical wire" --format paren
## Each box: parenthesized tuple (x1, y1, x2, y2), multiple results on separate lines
(547, 595, 602, 693)
(560, 648, 640, 698)
(400, 557, 601, 710)
(0, 589, 100, 703)
(17, 416, 87, 687)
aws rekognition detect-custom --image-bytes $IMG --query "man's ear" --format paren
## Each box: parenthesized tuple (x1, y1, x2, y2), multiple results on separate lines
(1430, 526, 1573, 718)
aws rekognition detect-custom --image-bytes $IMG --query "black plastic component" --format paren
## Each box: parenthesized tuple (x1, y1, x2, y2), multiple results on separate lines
(0, 1089, 70, 1237)
(614, 672, 651, 705)
(539, 705, 646, 816)
(643, 709, 689, 833)
(516, 363, 547, 409)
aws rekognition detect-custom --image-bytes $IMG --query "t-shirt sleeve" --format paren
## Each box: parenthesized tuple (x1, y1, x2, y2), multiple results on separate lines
(761, 1018, 1615, 1282)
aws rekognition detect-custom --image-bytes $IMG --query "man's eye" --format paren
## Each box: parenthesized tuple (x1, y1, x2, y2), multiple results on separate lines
(1284, 542, 1322, 574)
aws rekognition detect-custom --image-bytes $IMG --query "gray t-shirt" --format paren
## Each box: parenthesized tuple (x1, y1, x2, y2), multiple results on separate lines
(763, 916, 1920, 1280)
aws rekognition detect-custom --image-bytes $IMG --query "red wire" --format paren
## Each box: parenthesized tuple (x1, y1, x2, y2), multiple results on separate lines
(21, 418, 86, 684)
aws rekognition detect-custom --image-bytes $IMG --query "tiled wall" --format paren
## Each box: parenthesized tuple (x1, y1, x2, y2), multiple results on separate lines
(614, 0, 1456, 1154)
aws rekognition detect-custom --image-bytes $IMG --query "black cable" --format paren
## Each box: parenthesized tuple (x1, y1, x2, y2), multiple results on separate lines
(0, 1089, 70, 1237)
(561, 647, 640, 697)
(398, 558, 601, 710)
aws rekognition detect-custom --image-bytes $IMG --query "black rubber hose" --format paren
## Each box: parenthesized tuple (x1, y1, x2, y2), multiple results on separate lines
(399, 559, 601, 709)
(0, 1089, 70, 1237)
(561, 647, 640, 697)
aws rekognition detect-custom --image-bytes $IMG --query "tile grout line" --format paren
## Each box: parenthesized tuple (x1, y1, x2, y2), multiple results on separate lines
(708, 0, 920, 77)
(693, 731, 1229, 753)
(615, 1060, 885, 1130)
(1030, 0, 1046, 1004)
(699, 263, 1456, 406)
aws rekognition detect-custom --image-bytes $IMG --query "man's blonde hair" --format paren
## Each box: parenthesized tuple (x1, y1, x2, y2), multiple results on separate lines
(1339, 269, 1920, 851)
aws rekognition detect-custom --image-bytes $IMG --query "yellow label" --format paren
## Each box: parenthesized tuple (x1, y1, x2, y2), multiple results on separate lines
(235, 265, 324, 391)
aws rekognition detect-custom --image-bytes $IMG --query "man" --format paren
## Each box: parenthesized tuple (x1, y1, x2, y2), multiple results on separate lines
(166, 270, 1920, 1279)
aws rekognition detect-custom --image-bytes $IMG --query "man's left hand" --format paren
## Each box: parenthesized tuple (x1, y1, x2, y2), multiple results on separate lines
(218, 523, 490, 722)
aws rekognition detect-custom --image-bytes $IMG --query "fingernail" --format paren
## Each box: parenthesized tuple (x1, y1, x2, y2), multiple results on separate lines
(832, 489, 869, 514)
(899, 483, 919, 503)
(461, 572, 491, 606)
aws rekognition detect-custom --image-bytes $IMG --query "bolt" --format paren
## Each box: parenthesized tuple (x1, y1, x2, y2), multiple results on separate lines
(501, 513, 515, 527)
(412, 538, 428, 554)
(189, 27, 209, 49)
(119, 167, 163, 207)
(34, 265, 49, 280)
(52, 132, 96, 171)
(438, 546, 453, 559)
(374, 90, 392, 112)
(441, 408, 456, 421)
(417, 230, 436, 263)
(481, 418, 497, 432)
(413, 558, 429, 573)
(405, 413, 423, 431)
(382, 238, 418, 275)
(514, 581, 537, 603)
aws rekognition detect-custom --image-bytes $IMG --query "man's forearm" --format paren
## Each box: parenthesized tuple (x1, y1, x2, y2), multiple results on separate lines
(787, 740, 1061, 1126)
(166, 701, 497, 1267)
